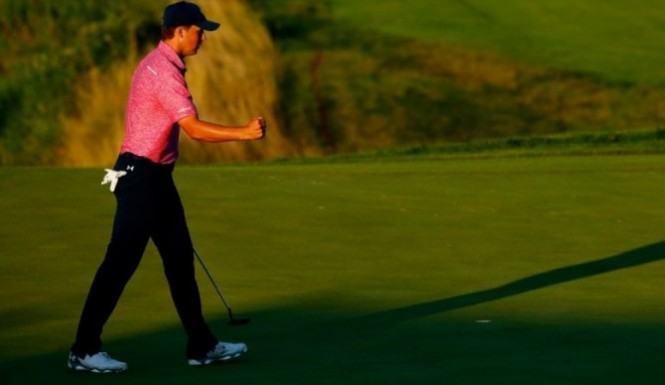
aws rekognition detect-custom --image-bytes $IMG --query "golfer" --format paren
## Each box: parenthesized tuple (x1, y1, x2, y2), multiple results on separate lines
(68, 1, 265, 373)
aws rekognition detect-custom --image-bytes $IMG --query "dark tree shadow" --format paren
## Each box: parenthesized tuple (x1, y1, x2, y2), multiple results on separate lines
(361, 241, 665, 325)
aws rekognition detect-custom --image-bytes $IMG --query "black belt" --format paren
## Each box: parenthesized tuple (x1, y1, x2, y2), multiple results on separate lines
(119, 152, 175, 172)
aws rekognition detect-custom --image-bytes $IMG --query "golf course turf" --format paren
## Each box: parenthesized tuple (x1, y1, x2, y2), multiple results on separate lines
(1, 153, 664, 384)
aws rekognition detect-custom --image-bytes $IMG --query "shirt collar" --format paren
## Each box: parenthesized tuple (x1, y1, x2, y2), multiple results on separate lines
(157, 41, 186, 72)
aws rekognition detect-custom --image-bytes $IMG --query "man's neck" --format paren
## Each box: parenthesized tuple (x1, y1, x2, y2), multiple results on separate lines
(162, 38, 184, 59)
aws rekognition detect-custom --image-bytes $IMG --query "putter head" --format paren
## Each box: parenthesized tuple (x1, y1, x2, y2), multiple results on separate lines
(228, 317, 250, 326)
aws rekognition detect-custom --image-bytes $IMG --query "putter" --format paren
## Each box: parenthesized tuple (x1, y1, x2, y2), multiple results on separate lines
(193, 248, 250, 326)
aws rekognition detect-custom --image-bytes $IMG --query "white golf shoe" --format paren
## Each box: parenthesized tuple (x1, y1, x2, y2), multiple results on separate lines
(68, 351, 128, 373)
(187, 341, 248, 366)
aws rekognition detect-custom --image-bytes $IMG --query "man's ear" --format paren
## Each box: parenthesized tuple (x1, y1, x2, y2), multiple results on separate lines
(176, 26, 187, 40)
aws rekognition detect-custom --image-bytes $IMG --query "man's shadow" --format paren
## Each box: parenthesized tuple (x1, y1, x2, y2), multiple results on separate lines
(361, 240, 665, 325)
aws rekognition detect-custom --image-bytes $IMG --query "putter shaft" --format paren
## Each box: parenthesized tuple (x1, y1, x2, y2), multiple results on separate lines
(193, 248, 249, 325)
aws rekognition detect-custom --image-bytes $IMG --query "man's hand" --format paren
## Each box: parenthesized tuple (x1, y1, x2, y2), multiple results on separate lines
(245, 117, 267, 140)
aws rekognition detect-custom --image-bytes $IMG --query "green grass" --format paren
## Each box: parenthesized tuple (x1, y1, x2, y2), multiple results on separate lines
(331, 0, 665, 85)
(2, 152, 665, 384)
(330, 128, 665, 161)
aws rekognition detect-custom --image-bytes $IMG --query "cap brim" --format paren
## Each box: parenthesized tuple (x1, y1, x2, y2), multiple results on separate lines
(198, 20, 220, 31)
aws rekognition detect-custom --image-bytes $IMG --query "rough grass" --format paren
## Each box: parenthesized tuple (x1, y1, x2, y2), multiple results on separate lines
(2, 153, 665, 384)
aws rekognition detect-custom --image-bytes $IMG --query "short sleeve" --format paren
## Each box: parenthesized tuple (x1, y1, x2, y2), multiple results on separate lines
(158, 73, 198, 123)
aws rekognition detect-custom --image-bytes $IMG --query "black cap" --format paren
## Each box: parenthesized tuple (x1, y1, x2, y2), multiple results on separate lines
(162, 1, 220, 31)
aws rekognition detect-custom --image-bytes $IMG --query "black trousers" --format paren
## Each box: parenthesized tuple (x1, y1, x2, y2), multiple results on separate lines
(71, 153, 217, 359)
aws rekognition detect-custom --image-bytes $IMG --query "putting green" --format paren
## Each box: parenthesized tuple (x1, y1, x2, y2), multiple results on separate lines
(1, 154, 664, 384)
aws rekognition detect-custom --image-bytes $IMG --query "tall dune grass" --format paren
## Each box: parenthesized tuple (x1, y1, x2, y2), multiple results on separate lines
(58, 0, 301, 167)
(0, 0, 165, 166)
(58, 56, 135, 167)
(182, 0, 305, 163)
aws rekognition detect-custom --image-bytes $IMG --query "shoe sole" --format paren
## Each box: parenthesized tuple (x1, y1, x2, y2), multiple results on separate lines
(187, 347, 247, 366)
(68, 362, 127, 374)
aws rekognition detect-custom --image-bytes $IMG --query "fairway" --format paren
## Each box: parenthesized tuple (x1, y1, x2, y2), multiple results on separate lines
(2, 154, 665, 384)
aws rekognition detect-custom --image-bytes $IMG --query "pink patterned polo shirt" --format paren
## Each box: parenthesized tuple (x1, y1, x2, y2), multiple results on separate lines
(120, 41, 197, 164)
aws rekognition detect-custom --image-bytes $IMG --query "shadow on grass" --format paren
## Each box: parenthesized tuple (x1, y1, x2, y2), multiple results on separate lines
(4, 242, 665, 385)
(4, 308, 665, 385)
(361, 240, 665, 325)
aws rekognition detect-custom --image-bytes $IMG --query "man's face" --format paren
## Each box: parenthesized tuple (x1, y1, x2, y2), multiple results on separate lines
(180, 25, 205, 56)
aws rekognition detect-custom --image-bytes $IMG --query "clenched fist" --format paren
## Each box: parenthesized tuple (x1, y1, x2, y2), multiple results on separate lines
(246, 117, 267, 140)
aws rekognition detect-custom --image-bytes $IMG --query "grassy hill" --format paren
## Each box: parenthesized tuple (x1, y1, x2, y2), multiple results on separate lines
(331, 0, 665, 85)
(3, 0, 665, 165)
(252, 0, 665, 156)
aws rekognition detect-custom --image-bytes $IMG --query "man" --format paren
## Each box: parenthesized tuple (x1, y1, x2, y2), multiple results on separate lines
(68, 1, 266, 373)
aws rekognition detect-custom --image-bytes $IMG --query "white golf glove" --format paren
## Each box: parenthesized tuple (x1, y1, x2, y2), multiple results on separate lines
(101, 169, 127, 192)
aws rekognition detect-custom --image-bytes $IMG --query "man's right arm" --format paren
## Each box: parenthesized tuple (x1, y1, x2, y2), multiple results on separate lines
(178, 115, 266, 142)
